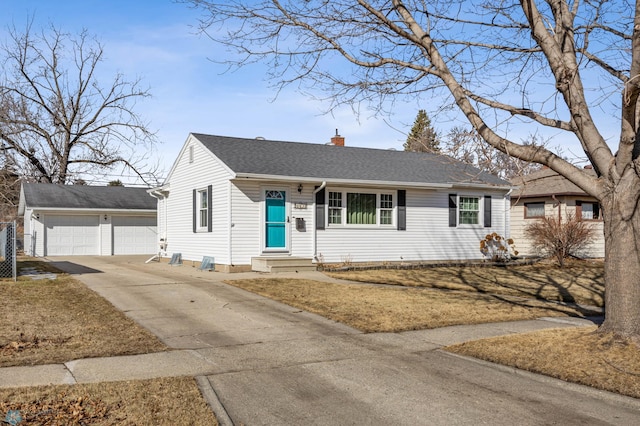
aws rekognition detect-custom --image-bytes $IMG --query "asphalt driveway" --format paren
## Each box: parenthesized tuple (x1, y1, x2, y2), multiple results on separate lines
(49, 256, 640, 425)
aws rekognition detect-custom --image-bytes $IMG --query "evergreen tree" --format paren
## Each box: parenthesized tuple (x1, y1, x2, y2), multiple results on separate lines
(404, 110, 440, 153)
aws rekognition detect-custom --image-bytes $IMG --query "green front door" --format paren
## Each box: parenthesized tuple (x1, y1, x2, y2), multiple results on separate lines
(265, 190, 286, 249)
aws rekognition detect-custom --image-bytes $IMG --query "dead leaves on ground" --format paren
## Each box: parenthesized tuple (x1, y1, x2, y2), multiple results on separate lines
(1, 393, 110, 425)
(0, 334, 70, 357)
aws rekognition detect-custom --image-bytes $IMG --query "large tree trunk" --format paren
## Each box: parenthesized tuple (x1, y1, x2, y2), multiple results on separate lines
(599, 176, 640, 343)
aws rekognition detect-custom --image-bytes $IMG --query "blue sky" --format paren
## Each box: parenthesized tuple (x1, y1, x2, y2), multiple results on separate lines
(2, 0, 430, 180)
(1, 1, 620, 182)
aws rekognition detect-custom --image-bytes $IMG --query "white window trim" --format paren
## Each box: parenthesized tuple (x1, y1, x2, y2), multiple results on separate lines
(197, 187, 208, 231)
(456, 194, 483, 227)
(326, 188, 396, 228)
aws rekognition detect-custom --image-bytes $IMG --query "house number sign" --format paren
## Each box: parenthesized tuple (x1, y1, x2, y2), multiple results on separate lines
(294, 203, 307, 209)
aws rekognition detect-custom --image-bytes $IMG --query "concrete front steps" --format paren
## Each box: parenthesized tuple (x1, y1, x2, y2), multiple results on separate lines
(251, 256, 317, 273)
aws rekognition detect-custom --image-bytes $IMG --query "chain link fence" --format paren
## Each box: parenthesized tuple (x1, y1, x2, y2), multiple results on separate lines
(0, 221, 17, 281)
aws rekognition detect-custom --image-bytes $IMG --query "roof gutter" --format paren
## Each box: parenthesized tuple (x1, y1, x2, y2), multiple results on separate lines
(26, 208, 156, 213)
(233, 173, 454, 190)
(450, 182, 515, 191)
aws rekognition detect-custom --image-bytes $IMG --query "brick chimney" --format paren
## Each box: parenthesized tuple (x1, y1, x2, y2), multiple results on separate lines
(330, 129, 345, 146)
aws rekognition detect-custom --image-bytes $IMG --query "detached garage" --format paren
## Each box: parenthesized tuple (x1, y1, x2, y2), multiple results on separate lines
(18, 183, 157, 257)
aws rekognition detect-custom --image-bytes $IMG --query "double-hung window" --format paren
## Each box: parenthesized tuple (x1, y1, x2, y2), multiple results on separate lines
(327, 190, 393, 226)
(193, 185, 212, 233)
(379, 194, 393, 225)
(458, 196, 480, 225)
(328, 191, 342, 224)
(199, 189, 208, 229)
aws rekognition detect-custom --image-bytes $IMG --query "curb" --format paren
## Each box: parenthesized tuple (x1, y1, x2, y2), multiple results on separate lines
(196, 376, 234, 426)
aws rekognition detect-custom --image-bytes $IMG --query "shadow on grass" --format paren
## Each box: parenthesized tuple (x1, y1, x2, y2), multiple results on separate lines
(332, 260, 605, 310)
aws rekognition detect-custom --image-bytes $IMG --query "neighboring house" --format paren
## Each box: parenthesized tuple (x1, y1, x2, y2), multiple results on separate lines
(150, 133, 512, 272)
(510, 167, 604, 258)
(19, 183, 157, 256)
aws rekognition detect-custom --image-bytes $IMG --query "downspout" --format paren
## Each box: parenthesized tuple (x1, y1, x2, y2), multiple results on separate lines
(312, 181, 327, 261)
(148, 190, 168, 255)
(228, 180, 233, 269)
(504, 188, 513, 239)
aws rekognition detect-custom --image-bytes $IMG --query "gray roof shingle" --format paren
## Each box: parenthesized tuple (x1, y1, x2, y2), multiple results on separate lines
(193, 133, 509, 187)
(21, 183, 156, 210)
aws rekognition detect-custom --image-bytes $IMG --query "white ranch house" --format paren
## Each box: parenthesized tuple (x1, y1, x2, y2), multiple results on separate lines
(150, 133, 512, 272)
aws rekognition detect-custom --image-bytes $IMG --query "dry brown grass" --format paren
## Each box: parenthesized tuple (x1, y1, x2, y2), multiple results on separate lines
(0, 274, 166, 367)
(224, 278, 593, 333)
(446, 327, 640, 399)
(326, 259, 604, 307)
(0, 377, 218, 425)
(1, 261, 217, 425)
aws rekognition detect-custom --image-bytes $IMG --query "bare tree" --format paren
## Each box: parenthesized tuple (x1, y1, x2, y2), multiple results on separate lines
(0, 164, 21, 222)
(444, 127, 543, 180)
(188, 0, 640, 342)
(0, 22, 158, 185)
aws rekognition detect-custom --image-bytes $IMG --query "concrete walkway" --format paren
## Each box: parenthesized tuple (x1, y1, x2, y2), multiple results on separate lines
(2, 256, 639, 425)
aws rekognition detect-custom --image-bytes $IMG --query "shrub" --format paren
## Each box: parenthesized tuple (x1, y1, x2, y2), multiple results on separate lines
(524, 213, 596, 267)
(480, 233, 518, 262)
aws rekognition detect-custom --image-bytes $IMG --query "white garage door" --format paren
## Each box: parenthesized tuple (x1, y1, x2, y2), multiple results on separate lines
(112, 216, 157, 255)
(45, 215, 100, 256)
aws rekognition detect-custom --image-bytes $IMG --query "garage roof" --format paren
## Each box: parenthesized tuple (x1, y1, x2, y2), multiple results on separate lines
(19, 183, 157, 213)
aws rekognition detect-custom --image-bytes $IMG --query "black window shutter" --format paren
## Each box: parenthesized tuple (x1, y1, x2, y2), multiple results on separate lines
(449, 194, 457, 227)
(192, 189, 197, 233)
(207, 185, 213, 232)
(484, 196, 492, 227)
(397, 190, 406, 231)
(594, 203, 600, 220)
(315, 187, 325, 230)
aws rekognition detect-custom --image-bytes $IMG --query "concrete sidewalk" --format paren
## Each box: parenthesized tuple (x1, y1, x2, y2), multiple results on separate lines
(2, 256, 639, 425)
(0, 317, 598, 389)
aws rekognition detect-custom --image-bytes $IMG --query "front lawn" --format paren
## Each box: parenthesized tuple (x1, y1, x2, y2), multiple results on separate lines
(326, 259, 604, 307)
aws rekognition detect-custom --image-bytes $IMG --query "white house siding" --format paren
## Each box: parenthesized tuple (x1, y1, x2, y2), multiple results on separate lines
(100, 215, 111, 255)
(511, 196, 604, 258)
(227, 180, 315, 266)
(25, 212, 50, 256)
(228, 181, 262, 265)
(290, 185, 314, 258)
(316, 188, 509, 264)
(162, 136, 233, 264)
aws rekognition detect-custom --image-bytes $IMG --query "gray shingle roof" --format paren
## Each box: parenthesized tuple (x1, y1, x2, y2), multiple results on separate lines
(193, 134, 509, 187)
(21, 183, 156, 210)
